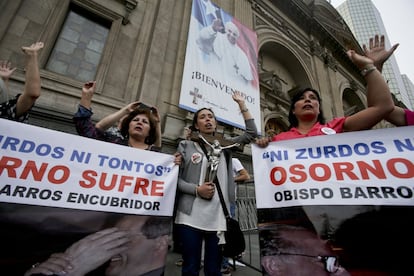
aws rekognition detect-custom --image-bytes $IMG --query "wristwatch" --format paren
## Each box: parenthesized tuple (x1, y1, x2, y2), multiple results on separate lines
(361, 65, 377, 77)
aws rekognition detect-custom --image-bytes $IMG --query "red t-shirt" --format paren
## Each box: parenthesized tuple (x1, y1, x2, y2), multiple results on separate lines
(272, 117, 347, 141)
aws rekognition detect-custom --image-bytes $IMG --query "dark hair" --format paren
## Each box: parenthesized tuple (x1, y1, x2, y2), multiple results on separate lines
(120, 108, 157, 145)
(112, 215, 172, 239)
(189, 107, 216, 132)
(288, 87, 325, 128)
(142, 216, 172, 239)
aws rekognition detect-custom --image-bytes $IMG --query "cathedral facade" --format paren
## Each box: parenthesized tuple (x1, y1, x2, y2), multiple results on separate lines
(0, 0, 385, 169)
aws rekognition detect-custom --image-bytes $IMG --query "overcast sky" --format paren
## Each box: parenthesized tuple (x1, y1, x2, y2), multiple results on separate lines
(328, 0, 414, 83)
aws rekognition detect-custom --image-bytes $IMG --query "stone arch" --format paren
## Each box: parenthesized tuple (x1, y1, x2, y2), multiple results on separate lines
(337, 79, 366, 117)
(342, 87, 365, 116)
(256, 28, 314, 136)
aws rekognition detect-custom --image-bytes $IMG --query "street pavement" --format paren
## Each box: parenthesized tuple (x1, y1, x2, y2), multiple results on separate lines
(165, 251, 262, 275)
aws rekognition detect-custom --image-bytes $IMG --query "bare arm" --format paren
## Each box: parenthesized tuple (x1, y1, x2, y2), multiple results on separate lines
(95, 101, 141, 131)
(235, 168, 250, 182)
(16, 42, 44, 117)
(79, 81, 96, 109)
(0, 60, 17, 90)
(385, 106, 407, 126)
(363, 34, 399, 73)
(150, 105, 162, 148)
(342, 49, 393, 131)
(364, 34, 407, 126)
(233, 90, 253, 120)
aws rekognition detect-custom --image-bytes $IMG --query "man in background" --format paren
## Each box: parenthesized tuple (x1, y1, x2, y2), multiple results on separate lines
(221, 157, 250, 275)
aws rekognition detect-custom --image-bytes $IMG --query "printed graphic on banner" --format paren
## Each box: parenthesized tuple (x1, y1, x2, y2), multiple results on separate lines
(253, 126, 414, 275)
(0, 119, 178, 216)
(253, 126, 414, 208)
(0, 119, 178, 275)
(179, 0, 260, 132)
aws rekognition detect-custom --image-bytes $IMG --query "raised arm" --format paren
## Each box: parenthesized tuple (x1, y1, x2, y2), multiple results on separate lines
(73, 81, 103, 139)
(363, 34, 399, 73)
(79, 81, 96, 109)
(232, 90, 253, 120)
(0, 60, 17, 92)
(231, 90, 258, 143)
(16, 42, 44, 118)
(342, 49, 394, 131)
(363, 34, 409, 126)
(150, 105, 162, 148)
(197, 18, 223, 47)
(95, 101, 141, 131)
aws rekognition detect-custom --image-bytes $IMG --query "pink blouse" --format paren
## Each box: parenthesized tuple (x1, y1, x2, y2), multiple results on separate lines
(272, 117, 347, 141)
(405, 109, 414, 126)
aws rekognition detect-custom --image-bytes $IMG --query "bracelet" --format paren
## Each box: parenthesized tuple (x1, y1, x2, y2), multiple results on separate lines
(195, 186, 199, 197)
(360, 65, 377, 77)
(240, 108, 249, 113)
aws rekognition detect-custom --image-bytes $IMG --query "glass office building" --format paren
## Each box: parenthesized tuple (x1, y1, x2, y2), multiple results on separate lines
(402, 75, 414, 106)
(336, 0, 413, 109)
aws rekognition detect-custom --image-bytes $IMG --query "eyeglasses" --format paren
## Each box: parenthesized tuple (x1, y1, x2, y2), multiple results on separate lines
(275, 252, 340, 273)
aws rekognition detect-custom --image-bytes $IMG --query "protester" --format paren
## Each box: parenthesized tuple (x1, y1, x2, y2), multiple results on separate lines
(254, 46, 394, 251)
(175, 91, 258, 276)
(260, 224, 350, 276)
(255, 48, 393, 144)
(95, 100, 141, 139)
(229, 157, 250, 218)
(73, 81, 170, 154)
(24, 215, 172, 276)
(0, 41, 43, 121)
(95, 101, 162, 148)
(173, 154, 251, 274)
(221, 157, 250, 275)
(363, 34, 414, 126)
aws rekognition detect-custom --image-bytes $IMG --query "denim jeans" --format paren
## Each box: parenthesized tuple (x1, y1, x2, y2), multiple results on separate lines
(178, 224, 222, 276)
(223, 203, 236, 270)
(230, 202, 236, 218)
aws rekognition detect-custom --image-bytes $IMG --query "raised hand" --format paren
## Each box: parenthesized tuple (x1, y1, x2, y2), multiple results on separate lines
(232, 90, 245, 105)
(125, 101, 141, 113)
(0, 60, 16, 80)
(150, 105, 161, 123)
(21, 42, 44, 56)
(212, 18, 224, 33)
(80, 81, 97, 109)
(363, 34, 399, 72)
(346, 49, 375, 70)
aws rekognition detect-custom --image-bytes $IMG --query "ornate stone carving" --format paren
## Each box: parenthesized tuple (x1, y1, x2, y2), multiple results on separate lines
(123, 0, 138, 25)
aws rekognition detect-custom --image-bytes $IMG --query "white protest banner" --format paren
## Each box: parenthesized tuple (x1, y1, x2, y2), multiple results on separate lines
(179, 0, 261, 133)
(0, 119, 178, 216)
(252, 126, 414, 208)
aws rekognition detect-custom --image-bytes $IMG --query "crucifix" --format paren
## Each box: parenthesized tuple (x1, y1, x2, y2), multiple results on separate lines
(197, 134, 240, 182)
(190, 87, 202, 104)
